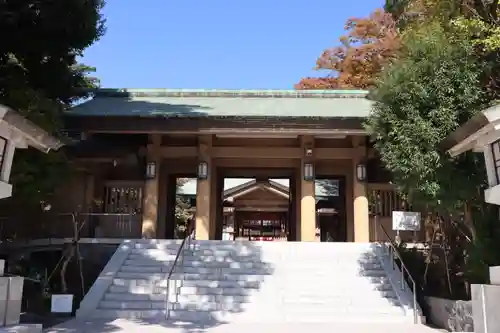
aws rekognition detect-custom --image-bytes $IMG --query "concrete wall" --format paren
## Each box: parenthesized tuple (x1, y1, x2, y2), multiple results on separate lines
(425, 296, 473, 332)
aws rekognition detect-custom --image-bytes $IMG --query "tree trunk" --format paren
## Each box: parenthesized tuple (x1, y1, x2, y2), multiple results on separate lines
(60, 246, 75, 294)
(463, 202, 477, 242)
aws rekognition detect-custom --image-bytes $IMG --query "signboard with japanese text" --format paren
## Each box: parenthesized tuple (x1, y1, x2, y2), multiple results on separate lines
(392, 211, 421, 231)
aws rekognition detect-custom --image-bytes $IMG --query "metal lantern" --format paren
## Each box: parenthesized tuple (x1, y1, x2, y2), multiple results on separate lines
(303, 163, 314, 181)
(356, 163, 367, 182)
(146, 161, 157, 179)
(198, 161, 208, 180)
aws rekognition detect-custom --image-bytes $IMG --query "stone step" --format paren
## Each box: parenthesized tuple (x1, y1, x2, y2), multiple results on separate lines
(164, 309, 407, 323)
(119, 265, 385, 276)
(111, 278, 394, 294)
(282, 283, 395, 293)
(280, 300, 403, 309)
(176, 284, 394, 296)
(112, 278, 262, 289)
(116, 271, 270, 281)
(91, 309, 413, 324)
(104, 290, 398, 303)
(98, 300, 405, 313)
(121, 264, 273, 275)
(178, 286, 265, 296)
(283, 290, 398, 300)
(108, 284, 168, 294)
(104, 292, 271, 303)
(129, 249, 380, 259)
(281, 277, 392, 285)
(88, 309, 165, 319)
(114, 271, 388, 282)
(120, 265, 385, 278)
(129, 252, 263, 262)
(122, 258, 384, 271)
(282, 270, 387, 278)
(134, 243, 182, 250)
(89, 308, 411, 323)
(77, 241, 420, 323)
(128, 252, 382, 263)
(123, 259, 272, 269)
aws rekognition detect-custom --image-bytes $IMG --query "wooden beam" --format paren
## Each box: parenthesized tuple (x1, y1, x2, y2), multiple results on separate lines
(160, 146, 197, 158)
(213, 147, 302, 159)
(159, 146, 359, 160)
(235, 199, 289, 207)
(315, 148, 360, 160)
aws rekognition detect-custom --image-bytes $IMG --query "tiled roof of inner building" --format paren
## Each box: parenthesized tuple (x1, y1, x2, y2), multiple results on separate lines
(67, 88, 372, 118)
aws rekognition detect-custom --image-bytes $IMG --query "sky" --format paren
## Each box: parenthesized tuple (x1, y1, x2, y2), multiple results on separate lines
(82, 0, 384, 90)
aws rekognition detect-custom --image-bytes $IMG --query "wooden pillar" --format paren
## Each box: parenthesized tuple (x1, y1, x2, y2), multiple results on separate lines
(289, 174, 296, 241)
(142, 134, 161, 238)
(295, 167, 302, 240)
(209, 164, 219, 240)
(195, 136, 212, 240)
(156, 164, 168, 239)
(214, 170, 224, 240)
(164, 174, 177, 239)
(299, 136, 317, 242)
(353, 138, 370, 242)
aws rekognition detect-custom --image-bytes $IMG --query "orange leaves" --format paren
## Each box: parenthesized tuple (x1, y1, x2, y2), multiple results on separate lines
(295, 9, 400, 90)
(294, 77, 343, 90)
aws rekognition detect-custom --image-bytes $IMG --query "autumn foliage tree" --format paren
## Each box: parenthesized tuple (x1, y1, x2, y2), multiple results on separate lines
(295, 9, 400, 90)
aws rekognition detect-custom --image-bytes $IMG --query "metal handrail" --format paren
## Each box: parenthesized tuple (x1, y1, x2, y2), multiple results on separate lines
(164, 230, 194, 319)
(376, 219, 419, 324)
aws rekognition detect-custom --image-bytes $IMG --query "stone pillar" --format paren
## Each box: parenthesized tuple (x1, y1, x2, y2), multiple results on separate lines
(353, 143, 369, 242)
(141, 134, 161, 238)
(299, 136, 316, 242)
(490, 266, 500, 284)
(471, 266, 500, 333)
(195, 138, 212, 240)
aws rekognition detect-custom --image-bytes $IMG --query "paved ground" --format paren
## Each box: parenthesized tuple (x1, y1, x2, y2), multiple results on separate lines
(44, 318, 443, 333)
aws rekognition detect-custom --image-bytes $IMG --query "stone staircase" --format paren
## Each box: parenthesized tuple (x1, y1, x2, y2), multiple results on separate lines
(77, 240, 422, 324)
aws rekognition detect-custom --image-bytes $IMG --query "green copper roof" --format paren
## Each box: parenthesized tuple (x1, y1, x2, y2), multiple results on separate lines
(68, 88, 372, 118)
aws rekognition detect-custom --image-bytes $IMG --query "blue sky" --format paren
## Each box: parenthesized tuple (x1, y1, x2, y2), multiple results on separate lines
(82, 0, 383, 89)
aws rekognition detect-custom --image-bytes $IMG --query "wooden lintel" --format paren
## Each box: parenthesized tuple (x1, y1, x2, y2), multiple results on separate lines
(235, 199, 289, 207)
(315, 148, 360, 160)
(160, 146, 198, 158)
(159, 146, 359, 160)
(213, 147, 302, 159)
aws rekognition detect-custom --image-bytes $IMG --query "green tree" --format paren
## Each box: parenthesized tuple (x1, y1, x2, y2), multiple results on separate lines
(175, 178, 193, 238)
(0, 0, 106, 204)
(365, 20, 500, 288)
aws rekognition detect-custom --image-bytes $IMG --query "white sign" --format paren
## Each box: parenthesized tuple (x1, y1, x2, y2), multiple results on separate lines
(51, 294, 74, 313)
(392, 211, 421, 231)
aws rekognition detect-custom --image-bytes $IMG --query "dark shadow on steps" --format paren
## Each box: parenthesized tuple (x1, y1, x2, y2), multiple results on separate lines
(357, 243, 421, 321)
(161, 240, 275, 330)
(47, 239, 275, 333)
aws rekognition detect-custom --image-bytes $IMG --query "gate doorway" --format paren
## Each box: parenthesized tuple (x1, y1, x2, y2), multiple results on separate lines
(235, 211, 288, 241)
(316, 176, 347, 242)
